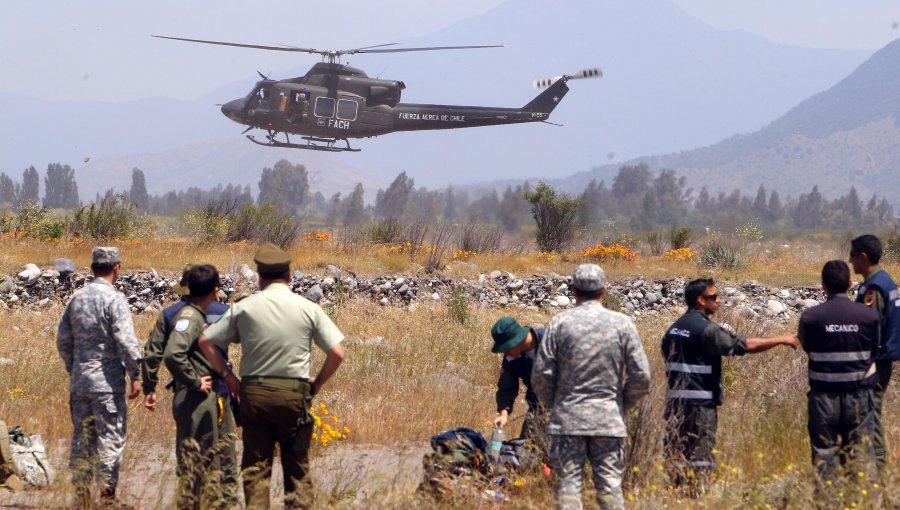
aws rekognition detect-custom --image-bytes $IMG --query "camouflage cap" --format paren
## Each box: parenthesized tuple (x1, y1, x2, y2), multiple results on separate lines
(91, 247, 120, 265)
(572, 263, 606, 292)
(254, 242, 292, 273)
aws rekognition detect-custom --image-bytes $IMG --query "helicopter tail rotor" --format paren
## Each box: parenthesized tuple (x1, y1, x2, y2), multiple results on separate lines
(533, 67, 602, 89)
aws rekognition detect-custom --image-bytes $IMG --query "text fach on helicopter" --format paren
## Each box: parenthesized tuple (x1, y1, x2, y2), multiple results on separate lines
(154, 36, 602, 152)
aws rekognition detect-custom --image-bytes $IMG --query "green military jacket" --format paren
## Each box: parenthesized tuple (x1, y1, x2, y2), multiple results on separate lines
(163, 302, 214, 391)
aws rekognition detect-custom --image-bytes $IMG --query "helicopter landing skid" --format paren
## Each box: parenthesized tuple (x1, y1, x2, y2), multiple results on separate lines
(246, 134, 360, 152)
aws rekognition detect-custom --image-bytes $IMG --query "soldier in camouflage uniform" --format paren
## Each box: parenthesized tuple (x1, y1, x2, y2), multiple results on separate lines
(56, 247, 142, 506)
(533, 264, 651, 510)
(164, 264, 238, 509)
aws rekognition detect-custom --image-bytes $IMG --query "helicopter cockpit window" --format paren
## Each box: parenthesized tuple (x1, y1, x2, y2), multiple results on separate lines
(257, 88, 269, 101)
(336, 99, 358, 121)
(314, 97, 336, 118)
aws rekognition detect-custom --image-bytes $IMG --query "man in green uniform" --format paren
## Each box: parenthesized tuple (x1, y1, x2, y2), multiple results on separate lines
(849, 234, 899, 470)
(199, 243, 346, 510)
(142, 264, 230, 412)
(163, 264, 238, 509)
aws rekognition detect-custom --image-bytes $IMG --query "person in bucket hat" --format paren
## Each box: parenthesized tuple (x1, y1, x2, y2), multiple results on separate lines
(491, 317, 546, 442)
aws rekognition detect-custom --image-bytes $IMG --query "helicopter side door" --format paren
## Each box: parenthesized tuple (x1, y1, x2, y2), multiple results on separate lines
(312, 96, 358, 132)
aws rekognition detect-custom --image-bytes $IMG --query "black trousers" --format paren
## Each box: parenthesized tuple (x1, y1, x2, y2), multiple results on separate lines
(664, 402, 717, 484)
(808, 389, 876, 484)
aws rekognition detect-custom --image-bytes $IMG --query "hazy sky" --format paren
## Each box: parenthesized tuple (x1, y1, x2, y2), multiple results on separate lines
(671, 0, 900, 50)
(1, 0, 897, 102)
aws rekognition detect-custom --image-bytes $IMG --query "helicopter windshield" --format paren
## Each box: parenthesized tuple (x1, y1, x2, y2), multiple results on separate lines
(247, 82, 273, 106)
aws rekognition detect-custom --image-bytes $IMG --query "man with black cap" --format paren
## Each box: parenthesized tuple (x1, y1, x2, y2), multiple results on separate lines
(142, 263, 229, 412)
(56, 247, 142, 507)
(199, 243, 346, 510)
(533, 263, 651, 510)
(164, 264, 238, 509)
(491, 317, 545, 441)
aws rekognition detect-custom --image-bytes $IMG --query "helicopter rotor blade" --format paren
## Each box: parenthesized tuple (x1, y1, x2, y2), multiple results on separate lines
(355, 44, 504, 54)
(154, 36, 503, 62)
(153, 35, 317, 53)
(533, 67, 602, 89)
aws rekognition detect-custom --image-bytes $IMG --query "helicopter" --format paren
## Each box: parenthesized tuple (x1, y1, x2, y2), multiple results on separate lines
(154, 36, 602, 152)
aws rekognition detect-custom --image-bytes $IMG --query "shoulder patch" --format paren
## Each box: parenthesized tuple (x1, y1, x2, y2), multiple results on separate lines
(180, 308, 195, 317)
(864, 289, 877, 307)
(174, 318, 190, 332)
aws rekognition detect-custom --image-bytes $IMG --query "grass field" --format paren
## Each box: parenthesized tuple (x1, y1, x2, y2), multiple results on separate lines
(0, 237, 897, 508)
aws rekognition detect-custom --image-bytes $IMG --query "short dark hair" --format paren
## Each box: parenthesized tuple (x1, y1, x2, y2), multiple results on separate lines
(187, 264, 220, 297)
(685, 278, 714, 308)
(259, 269, 291, 282)
(851, 234, 882, 264)
(821, 260, 851, 294)
(91, 263, 116, 276)
(572, 286, 604, 300)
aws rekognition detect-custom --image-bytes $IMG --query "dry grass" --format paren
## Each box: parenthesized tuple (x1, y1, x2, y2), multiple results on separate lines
(1, 237, 899, 508)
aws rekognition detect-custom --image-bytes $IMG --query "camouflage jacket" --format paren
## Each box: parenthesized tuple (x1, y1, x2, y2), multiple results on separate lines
(56, 277, 141, 393)
(532, 300, 651, 437)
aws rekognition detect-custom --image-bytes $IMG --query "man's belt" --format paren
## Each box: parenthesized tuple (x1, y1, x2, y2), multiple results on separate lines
(241, 376, 310, 392)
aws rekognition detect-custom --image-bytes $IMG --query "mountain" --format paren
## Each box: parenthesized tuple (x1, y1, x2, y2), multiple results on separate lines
(80, 137, 385, 201)
(0, 0, 871, 197)
(559, 37, 900, 202)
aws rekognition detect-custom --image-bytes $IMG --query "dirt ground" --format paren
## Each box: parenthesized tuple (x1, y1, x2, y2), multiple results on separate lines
(0, 440, 430, 509)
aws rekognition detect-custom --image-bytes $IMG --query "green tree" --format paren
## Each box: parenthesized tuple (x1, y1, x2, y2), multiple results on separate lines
(129, 167, 149, 209)
(43, 163, 79, 208)
(21, 166, 39, 204)
(257, 159, 310, 216)
(374, 171, 414, 220)
(524, 181, 581, 252)
(0, 173, 16, 205)
(497, 184, 530, 231)
(342, 182, 367, 225)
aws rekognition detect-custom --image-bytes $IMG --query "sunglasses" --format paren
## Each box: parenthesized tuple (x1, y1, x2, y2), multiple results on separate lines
(702, 293, 719, 301)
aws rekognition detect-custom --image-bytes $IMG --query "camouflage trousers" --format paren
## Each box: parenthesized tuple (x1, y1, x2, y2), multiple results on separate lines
(549, 435, 624, 510)
(69, 392, 127, 496)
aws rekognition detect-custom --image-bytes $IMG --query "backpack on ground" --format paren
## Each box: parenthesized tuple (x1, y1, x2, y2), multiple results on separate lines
(420, 427, 490, 496)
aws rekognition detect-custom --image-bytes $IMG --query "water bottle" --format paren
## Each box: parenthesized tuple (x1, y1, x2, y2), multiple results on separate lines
(489, 426, 506, 463)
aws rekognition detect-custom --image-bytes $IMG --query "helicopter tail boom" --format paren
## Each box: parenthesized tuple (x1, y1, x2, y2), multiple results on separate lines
(523, 78, 570, 114)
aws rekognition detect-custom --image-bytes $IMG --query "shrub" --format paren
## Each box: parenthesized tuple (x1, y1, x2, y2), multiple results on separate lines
(524, 182, 581, 252)
(71, 193, 146, 240)
(457, 220, 503, 254)
(230, 204, 301, 248)
(644, 229, 667, 256)
(184, 200, 302, 248)
(0, 200, 69, 240)
(696, 238, 748, 269)
(669, 226, 693, 249)
(446, 286, 471, 325)
(426, 223, 453, 273)
(369, 218, 402, 244)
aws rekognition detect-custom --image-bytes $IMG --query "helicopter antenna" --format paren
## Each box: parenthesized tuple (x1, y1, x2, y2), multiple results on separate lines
(533, 67, 602, 89)
(376, 66, 388, 79)
(153, 35, 502, 64)
(257, 71, 271, 80)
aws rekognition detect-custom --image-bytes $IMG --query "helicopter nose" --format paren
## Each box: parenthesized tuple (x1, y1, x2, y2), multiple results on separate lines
(221, 99, 245, 123)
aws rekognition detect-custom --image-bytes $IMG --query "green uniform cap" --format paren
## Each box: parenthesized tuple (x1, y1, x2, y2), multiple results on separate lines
(491, 316, 530, 353)
(254, 243, 292, 273)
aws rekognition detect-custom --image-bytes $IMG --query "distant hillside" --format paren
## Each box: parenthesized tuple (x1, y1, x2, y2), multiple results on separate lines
(0, 0, 869, 194)
(79, 137, 385, 201)
(560, 38, 900, 203)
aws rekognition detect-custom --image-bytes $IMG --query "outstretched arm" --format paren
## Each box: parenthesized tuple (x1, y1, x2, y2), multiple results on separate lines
(746, 334, 799, 353)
